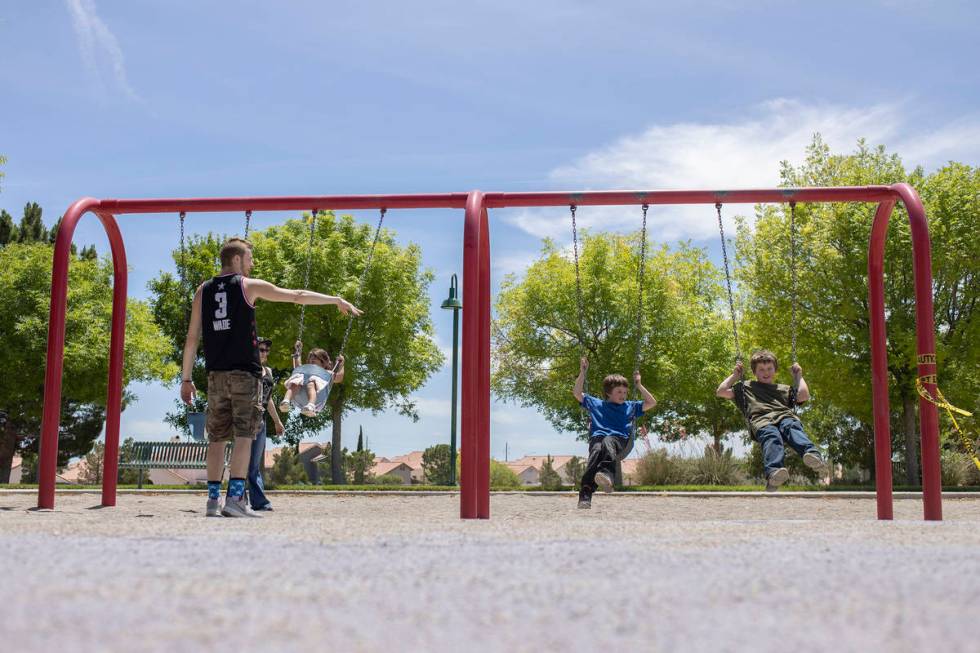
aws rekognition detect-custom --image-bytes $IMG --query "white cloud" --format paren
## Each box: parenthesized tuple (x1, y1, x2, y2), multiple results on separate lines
(505, 99, 980, 243)
(66, 0, 139, 101)
(411, 397, 453, 420)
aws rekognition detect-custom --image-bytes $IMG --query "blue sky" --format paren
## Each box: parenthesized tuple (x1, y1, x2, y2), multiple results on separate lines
(2, 1, 979, 460)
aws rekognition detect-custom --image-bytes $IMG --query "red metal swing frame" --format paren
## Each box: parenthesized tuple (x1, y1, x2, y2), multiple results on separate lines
(36, 184, 941, 520)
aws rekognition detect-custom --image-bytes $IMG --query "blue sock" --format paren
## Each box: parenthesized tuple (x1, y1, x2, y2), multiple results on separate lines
(227, 477, 246, 499)
(207, 481, 221, 500)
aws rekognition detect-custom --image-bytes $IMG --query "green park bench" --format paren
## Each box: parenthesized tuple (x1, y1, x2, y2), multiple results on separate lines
(119, 441, 231, 488)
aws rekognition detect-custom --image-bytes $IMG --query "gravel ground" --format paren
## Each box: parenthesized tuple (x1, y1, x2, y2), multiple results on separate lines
(3, 492, 980, 653)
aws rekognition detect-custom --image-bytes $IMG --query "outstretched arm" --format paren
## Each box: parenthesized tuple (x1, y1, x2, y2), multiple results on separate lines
(333, 355, 345, 384)
(244, 278, 362, 315)
(180, 285, 204, 405)
(791, 363, 810, 403)
(572, 357, 588, 404)
(716, 361, 743, 400)
(633, 371, 657, 412)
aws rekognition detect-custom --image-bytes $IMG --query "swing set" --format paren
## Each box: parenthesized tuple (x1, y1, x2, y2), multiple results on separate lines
(37, 185, 947, 522)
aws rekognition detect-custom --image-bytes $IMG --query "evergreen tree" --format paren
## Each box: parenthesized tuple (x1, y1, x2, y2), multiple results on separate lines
(421, 444, 453, 485)
(539, 455, 563, 489)
(564, 456, 585, 489)
(17, 202, 46, 243)
(0, 210, 15, 246)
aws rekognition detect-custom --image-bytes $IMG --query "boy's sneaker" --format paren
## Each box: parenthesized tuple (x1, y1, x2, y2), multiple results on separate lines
(301, 403, 317, 417)
(577, 495, 592, 509)
(765, 467, 789, 492)
(221, 496, 262, 518)
(594, 471, 614, 493)
(206, 498, 223, 517)
(803, 451, 829, 474)
(279, 400, 291, 413)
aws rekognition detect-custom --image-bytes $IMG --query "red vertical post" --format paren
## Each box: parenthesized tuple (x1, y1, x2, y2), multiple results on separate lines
(38, 198, 98, 508)
(97, 212, 128, 507)
(892, 183, 942, 520)
(460, 191, 484, 519)
(477, 204, 491, 519)
(867, 200, 896, 520)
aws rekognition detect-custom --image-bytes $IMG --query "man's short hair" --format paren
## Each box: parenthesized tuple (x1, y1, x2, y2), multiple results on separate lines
(750, 349, 778, 373)
(602, 374, 629, 398)
(219, 238, 252, 267)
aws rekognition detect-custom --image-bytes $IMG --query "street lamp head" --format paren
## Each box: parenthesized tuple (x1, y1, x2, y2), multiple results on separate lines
(440, 273, 462, 310)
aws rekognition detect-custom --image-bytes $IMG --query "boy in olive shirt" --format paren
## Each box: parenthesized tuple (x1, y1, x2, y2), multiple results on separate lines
(716, 350, 828, 491)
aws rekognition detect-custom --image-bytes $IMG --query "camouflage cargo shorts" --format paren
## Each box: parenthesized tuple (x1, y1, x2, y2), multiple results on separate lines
(206, 370, 264, 442)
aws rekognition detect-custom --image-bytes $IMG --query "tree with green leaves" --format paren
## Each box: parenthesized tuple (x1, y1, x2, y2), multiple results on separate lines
(148, 212, 443, 484)
(78, 442, 106, 485)
(489, 459, 521, 489)
(0, 242, 175, 482)
(421, 443, 453, 485)
(563, 455, 584, 489)
(269, 446, 308, 485)
(539, 455, 563, 489)
(736, 136, 980, 483)
(493, 232, 743, 454)
(346, 447, 374, 484)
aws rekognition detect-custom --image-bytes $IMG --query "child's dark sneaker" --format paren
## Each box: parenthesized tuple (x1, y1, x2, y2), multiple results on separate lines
(577, 496, 592, 509)
(594, 471, 614, 493)
(803, 451, 829, 474)
(765, 467, 789, 492)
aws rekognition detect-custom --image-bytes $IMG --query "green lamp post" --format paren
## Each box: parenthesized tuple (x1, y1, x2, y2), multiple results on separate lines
(440, 274, 463, 485)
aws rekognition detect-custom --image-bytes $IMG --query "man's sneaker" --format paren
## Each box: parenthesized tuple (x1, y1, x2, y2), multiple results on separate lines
(594, 471, 614, 493)
(765, 467, 789, 492)
(206, 498, 223, 517)
(577, 496, 592, 509)
(279, 399, 291, 413)
(301, 402, 317, 417)
(803, 451, 829, 474)
(221, 496, 262, 518)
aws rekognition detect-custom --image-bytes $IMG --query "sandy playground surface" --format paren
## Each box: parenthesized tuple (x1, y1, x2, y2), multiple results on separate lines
(3, 491, 980, 653)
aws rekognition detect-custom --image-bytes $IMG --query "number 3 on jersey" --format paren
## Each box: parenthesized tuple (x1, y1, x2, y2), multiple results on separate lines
(213, 291, 231, 331)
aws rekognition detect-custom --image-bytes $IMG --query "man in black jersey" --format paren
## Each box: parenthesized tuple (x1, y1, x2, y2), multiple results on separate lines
(180, 237, 361, 518)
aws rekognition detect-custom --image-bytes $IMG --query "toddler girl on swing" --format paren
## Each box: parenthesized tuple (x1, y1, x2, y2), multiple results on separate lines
(279, 340, 345, 417)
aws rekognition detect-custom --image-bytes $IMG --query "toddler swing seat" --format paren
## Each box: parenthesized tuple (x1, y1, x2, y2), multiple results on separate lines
(286, 363, 335, 415)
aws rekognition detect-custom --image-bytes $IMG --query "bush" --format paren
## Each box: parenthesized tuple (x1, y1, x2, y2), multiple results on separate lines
(636, 449, 689, 485)
(690, 445, 745, 485)
(490, 460, 521, 489)
(940, 451, 979, 487)
(372, 473, 406, 486)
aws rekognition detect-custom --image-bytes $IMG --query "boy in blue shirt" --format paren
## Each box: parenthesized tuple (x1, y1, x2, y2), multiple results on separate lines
(573, 357, 657, 509)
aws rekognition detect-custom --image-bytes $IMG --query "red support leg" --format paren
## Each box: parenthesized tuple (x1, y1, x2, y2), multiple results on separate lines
(892, 184, 942, 520)
(38, 202, 128, 509)
(867, 200, 896, 520)
(460, 191, 485, 519)
(97, 212, 128, 507)
(477, 205, 491, 519)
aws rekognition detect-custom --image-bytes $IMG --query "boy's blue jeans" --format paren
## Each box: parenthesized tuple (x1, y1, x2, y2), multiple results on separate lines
(756, 417, 818, 478)
(246, 422, 271, 509)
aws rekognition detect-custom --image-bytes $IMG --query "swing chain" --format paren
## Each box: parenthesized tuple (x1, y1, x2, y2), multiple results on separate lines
(634, 204, 648, 379)
(297, 209, 319, 343)
(336, 207, 387, 370)
(570, 204, 590, 403)
(570, 205, 587, 351)
(789, 201, 798, 364)
(244, 210, 252, 238)
(179, 211, 186, 287)
(716, 203, 742, 362)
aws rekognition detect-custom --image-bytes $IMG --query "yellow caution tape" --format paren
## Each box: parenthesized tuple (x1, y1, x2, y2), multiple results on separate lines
(915, 376, 980, 472)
